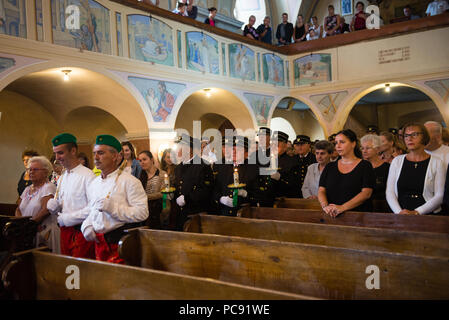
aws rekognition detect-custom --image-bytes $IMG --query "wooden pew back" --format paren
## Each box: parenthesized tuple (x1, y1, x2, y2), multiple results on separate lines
(120, 229, 449, 299)
(240, 207, 449, 234)
(184, 214, 449, 258)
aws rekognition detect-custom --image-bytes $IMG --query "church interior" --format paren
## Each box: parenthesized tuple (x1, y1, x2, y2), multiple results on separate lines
(1, 0, 449, 302)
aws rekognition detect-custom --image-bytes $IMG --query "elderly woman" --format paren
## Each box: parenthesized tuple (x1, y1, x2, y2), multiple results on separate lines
(138, 150, 168, 229)
(15, 156, 60, 253)
(318, 129, 375, 217)
(302, 140, 334, 199)
(386, 123, 445, 215)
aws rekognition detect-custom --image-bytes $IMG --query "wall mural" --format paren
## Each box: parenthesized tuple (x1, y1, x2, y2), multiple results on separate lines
(222, 43, 226, 76)
(128, 15, 173, 66)
(128, 76, 186, 122)
(424, 79, 449, 103)
(36, 0, 43, 41)
(177, 30, 182, 68)
(229, 44, 255, 81)
(262, 53, 284, 86)
(0, 0, 27, 38)
(0, 57, 15, 73)
(294, 54, 331, 86)
(51, 0, 110, 54)
(310, 91, 348, 122)
(244, 93, 274, 126)
(116, 13, 122, 56)
(186, 32, 219, 75)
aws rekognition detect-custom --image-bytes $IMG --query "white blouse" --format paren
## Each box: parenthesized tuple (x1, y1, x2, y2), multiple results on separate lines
(19, 182, 56, 218)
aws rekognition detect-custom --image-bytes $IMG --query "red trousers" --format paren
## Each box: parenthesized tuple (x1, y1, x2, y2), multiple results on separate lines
(60, 226, 95, 259)
(94, 233, 124, 264)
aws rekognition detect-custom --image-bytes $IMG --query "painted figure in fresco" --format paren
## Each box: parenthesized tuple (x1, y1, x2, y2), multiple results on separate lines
(79, 0, 100, 52)
(201, 35, 210, 73)
(235, 45, 250, 79)
(0, 0, 6, 34)
(267, 56, 281, 84)
(189, 41, 204, 71)
(146, 87, 160, 119)
(156, 81, 175, 122)
(141, 33, 167, 61)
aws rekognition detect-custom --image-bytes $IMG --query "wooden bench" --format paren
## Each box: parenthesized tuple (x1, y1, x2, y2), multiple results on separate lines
(274, 198, 392, 213)
(0, 203, 18, 216)
(0, 215, 37, 252)
(184, 214, 449, 258)
(239, 207, 449, 234)
(118, 228, 449, 299)
(1, 249, 306, 300)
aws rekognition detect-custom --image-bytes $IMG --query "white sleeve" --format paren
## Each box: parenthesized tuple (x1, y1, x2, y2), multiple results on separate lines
(301, 165, 314, 198)
(106, 178, 149, 223)
(415, 158, 446, 215)
(385, 157, 402, 214)
(42, 183, 56, 197)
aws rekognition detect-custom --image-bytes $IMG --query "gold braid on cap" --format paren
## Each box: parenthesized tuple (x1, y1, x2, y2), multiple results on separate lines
(105, 159, 127, 199)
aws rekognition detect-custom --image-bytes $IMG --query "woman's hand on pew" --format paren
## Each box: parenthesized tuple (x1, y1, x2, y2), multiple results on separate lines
(325, 204, 345, 218)
(399, 209, 419, 215)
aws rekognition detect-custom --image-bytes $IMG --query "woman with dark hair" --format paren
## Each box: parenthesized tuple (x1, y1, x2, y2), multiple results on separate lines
(318, 129, 375, 216)
(351, 1, 367, 31)
(293, 14, 308, 42)
(138, 150, 167, 229)
(386, 123, 444, 215)
(77, 152, 90, 169)
(18, 149, 39, 198)
(204, 7, 217, 26)
(160, 148, 176, 186)
(121, 141, 142, 179)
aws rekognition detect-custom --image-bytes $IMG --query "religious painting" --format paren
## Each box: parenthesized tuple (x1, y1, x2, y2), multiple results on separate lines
(222, 43, 227, 76)
(425, 78, 449, 103)
(186, 32, 219, 75)
(294, 54, 332, 86)
(128, 76, 186, 122)
(262, 53, 284, 86)
(177, 30, 182, 68)
(244, 93, 274, 126)
(341, 0, 353, 16)
(229, 44, 255, 81)
(51, 0, 111, 54)
(285, 60, 290, 87)
(36, 0, 43, 41)
(310, 91, 348, 122)
(0, 57, 15, 73)
(116, 13, 122, 56)
(0, 0, 27, 38)
(128, 15, 174, 66)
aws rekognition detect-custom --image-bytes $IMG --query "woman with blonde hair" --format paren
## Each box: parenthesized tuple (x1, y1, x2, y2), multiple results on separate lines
(15, 156, 60, 253)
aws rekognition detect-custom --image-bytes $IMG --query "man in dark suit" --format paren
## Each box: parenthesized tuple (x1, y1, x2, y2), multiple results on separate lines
(213, 136, 259, 216)
(276, 13, 294, 46)
(293, 135, 317, 198)
(173, 134, 214, 230)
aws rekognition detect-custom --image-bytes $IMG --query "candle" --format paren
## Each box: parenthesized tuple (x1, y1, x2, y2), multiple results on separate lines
(270, 153, 277, 170)
(164, 173, 170, 189)
(233, 167, 239, 186)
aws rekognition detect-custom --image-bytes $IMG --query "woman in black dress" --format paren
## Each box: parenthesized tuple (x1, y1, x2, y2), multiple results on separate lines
(293, 14, 307, 42)
(318, 129, 375, 217)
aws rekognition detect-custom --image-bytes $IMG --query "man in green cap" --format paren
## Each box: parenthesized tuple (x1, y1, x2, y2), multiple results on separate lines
(47, 133, 96, 258)
(80, 134, 148, 263)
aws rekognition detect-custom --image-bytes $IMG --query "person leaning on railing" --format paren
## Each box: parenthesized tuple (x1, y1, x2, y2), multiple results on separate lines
(386, 123, 445, 215)
(318, 129, 375, 217)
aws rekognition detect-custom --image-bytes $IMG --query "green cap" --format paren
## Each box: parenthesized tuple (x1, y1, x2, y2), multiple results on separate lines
(95, 134, 122, 152)
(52, 133, 77, 147)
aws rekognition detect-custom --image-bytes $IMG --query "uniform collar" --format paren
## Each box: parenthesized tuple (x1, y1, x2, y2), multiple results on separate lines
(101, 168, 120, 180)
(66, 163, 83, 174)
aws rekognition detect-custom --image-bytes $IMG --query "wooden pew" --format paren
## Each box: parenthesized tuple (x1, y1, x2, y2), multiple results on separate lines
(239, 207, 449, 234)
(119, 228, 449, 299)
(1, 249, 307, 300)
(0, 203, 18, 216)
(0, 215, 37, 252)
(184, 214, 449, 258)
(274, 198, 392, 213)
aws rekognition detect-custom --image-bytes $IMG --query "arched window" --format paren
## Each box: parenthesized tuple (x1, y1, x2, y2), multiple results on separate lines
(233, 0, 266, 30)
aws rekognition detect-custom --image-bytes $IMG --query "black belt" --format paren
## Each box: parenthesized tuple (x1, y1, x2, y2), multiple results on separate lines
(104, 222, 144, 244)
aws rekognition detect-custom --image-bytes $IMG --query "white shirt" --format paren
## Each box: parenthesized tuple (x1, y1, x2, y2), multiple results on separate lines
(52, 164, 96, 227)
(426, 0, 449, 16)
(81, 169, 149, 234)
(20, 182, 56, 218)
(426, 144, 449, 168)
(386, 155, 445, 214)
(301, 163, 324, 198)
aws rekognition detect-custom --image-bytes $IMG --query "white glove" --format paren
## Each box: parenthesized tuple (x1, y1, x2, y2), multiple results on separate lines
(176, 195, 186, 207)
(83, 226, 98, 243)
(57, 214, 65, 227)
(94, 198, 114, 213)
(220, 196, 234, 208)
(238, 189, 248, 198)
(271, 172, 281, 181)
(47, 198, 60, 214)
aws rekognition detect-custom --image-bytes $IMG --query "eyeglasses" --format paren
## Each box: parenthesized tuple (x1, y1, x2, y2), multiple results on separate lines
(26, 168, 46, 172)
(361, 147, 374, 151)
(403, 132, 423, 139)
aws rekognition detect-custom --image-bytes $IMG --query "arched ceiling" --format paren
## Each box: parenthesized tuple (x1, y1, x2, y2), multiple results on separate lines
(5, 67, 149, 134)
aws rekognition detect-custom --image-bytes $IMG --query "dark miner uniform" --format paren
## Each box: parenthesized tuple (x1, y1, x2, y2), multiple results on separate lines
(293, 135, 317, 198)
(272, 131, 299, 198)
(213, 136, 259, 216)
(173, 135, 214, 230)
